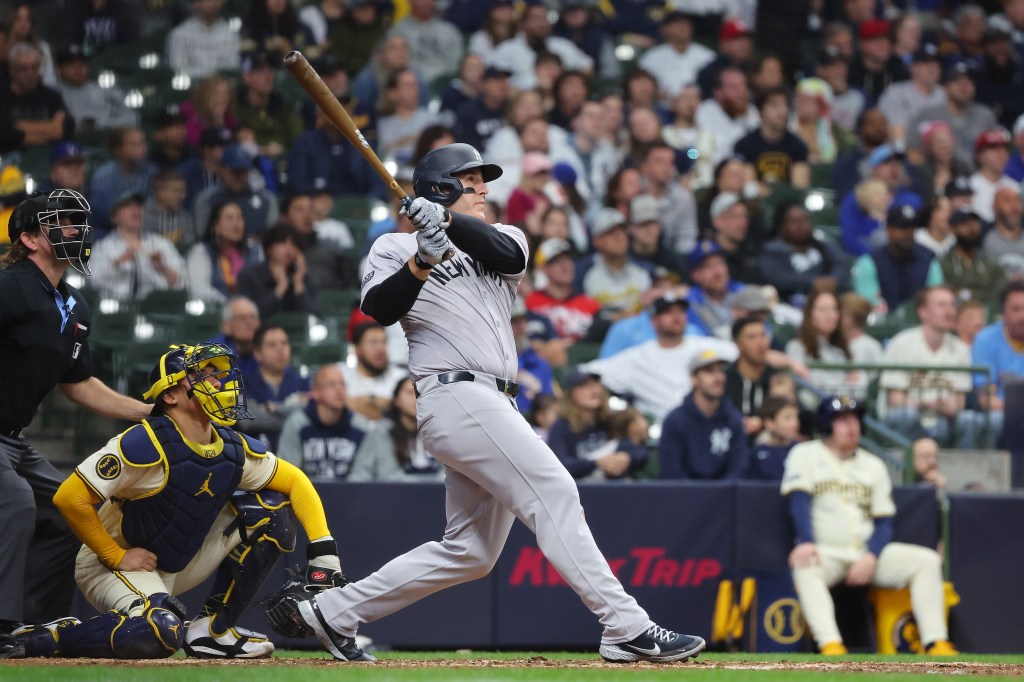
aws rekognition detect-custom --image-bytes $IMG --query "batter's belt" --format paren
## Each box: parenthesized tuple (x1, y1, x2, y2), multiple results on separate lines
(415, 371, 519, 399)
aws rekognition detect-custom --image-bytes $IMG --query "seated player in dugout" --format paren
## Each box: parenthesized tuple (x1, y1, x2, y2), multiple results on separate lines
(3, 343, 346, 660)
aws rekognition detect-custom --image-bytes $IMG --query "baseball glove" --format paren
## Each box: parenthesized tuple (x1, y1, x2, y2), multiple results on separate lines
(262, 564, 350, 639)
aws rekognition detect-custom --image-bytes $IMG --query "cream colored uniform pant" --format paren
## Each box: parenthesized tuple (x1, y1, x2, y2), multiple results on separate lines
(75, 506, 241, 617)
(792, 542, 948, 648)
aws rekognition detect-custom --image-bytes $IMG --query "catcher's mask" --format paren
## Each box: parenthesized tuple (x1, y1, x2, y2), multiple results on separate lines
(8, 189, 93, 275)
(143, 343, 252, 426)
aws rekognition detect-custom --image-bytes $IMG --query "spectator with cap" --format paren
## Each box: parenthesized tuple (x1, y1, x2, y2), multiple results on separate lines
(940, 207, 1006, 305)
(149, 105, 192, 171)
(853, 204, 944, 312)
(454, 65, 511, 152)
(490, 3, 593, 91)
(511, 298, 556, 416)
(37, 142, 86, 193)
(708, 192, 760, 284)
(877, 43, 946, 145)
(287, 99, 388, 200)
(89, 193, 187, 303)
(526, 238, 603, 341)
(573, 208, 652, 320)
(687, 240, 745, 339)
(695, 66, 760, 165)
(194, 143, 280, 238)
(790, 77, 856, 166)
(734, 88, 810, 189)
(969, 128, 1018, 222)
(628, 194, 685, 280)
(982, 187, 1024, 278)
(840, 145, 924, 255)
(582, 292, 738, 424)
(759, 200, 851, 303)
(919, 122, 973, 202)
(638, 141, 699, 255)
(88, 126, 157, 232)
(547, 369, 648, 481)
(907, 57, 998, 168)
(972, 17, 1024, 130)
(814, 45, 866, 136)
(4, 42, 74, 149)
(832, 108, 890, 202)
(166, 0, 241, 79)
(697, 18, 755, 97)
(177, 126, 231, 211)
(53, 44, 136, 134)
(636, 10, 714, 100)
(658, 348, 749, 481)
(391, 0, 464, 84)
(848, 19, 909, 104)
(235, 50, 303, 161)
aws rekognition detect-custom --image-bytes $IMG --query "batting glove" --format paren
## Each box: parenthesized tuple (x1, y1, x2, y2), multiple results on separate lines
(417, 226, 452, 266)
(406, 197, 450, 232)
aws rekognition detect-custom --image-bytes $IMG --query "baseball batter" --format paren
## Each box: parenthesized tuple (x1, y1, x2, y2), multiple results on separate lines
(276, 143, 705, 663)
(5, 343, 346, 660)
(781, 395, 958, 656)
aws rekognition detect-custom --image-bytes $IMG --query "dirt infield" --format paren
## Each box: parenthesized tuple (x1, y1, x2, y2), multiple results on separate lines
(4, 656, 1024, 675)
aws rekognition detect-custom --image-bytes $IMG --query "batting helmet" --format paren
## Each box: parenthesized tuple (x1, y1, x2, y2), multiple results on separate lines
(413, 143, 503, 206)
(8, 189, 93, 275)
(143, 343, 252, 426)
(815, 395, 865, 436)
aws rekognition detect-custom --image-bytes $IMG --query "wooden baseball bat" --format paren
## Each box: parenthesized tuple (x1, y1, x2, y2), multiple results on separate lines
(283, 50, 453, 261)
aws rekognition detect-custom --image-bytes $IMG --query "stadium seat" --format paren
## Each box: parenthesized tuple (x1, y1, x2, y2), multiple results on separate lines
(810, 163, 834, 189)
(567, 342, 602, 367)
(319, 288, 362, 319)
(297, 342, 347, 372)
(266, 311, 315, 350)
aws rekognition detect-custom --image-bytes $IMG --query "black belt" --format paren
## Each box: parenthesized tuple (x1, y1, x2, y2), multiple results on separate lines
(0, 425, 23, 439)
(436, 371, 520, 398)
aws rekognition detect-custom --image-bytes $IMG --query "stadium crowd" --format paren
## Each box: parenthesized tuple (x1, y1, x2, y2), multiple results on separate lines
(1, 0, 1021, 484)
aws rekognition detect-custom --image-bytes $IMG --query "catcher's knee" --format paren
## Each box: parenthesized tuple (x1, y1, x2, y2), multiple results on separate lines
(230, 490, 297, 551)
(60, 593, 186, 659)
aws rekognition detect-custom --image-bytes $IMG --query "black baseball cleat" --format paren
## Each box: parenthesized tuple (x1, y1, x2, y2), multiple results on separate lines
(599, 624, 706, 663)
(0, 635, 25, 659)
(296, 598, 376, 662)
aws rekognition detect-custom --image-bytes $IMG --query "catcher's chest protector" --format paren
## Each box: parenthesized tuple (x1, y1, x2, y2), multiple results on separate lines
(120, 416, 246, 572)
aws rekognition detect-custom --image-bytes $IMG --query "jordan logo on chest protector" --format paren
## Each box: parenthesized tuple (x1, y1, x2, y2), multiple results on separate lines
(195, 472, 215, 498)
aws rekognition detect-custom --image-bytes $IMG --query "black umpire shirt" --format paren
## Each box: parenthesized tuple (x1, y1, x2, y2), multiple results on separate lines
(0, 259, 94, 432)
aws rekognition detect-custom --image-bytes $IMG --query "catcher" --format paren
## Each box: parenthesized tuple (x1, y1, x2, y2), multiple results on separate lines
(4, 342, 352, 660)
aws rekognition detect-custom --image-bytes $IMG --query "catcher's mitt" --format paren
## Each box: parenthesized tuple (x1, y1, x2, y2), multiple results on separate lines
(262, 564, 349, 639)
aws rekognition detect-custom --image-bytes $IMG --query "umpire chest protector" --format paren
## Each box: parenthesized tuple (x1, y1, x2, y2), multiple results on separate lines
(118, 416, 258, 573)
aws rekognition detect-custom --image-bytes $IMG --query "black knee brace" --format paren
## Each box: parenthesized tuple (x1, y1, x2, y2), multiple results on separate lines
(58, 593, 186, 659)
(203, 491, 297, 631)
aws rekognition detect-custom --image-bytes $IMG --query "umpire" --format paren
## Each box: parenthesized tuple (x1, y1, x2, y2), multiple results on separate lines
(0, 190, 151, 645)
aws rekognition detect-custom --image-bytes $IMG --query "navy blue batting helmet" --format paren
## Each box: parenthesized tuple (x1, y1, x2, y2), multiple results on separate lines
(816, 395, 865, 436)
(412, 143, 503, 206)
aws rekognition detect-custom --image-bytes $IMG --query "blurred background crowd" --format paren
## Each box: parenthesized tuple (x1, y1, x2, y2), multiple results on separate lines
(1, 0, 1020, 487)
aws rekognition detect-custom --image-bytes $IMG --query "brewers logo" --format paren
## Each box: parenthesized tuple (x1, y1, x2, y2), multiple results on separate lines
(96, 454, 121, 480)
(764, 597, 805, 645)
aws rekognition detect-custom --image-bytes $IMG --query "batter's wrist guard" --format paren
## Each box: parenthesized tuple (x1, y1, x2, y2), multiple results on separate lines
(414, 254, 434, 270)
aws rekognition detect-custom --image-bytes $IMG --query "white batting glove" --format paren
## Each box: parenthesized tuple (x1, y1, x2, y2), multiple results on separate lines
(416, 226, 452, 266)
(406, 197, 449, 232)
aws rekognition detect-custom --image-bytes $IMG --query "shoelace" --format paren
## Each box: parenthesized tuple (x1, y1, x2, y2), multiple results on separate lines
(646, 625, 678, 643)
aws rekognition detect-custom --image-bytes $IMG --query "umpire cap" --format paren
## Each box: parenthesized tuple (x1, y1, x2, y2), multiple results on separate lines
(413, 143, 502, 206)
(816, 395, 865, 436)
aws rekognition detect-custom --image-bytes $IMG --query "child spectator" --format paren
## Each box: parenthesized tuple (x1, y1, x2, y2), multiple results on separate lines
(768, 372, 815, 439)
(747, 396, 801, 481)
(912, 437, 948, 490)
(143, 170, 196, 248)
(529, 393, 560, 442)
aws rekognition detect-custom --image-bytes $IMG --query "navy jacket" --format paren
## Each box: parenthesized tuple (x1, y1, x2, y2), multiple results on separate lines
(658, 394, 748, 480)
(870, 243, 935, 310)
(747, 441, 796, 481)
(547, 419, 648, 480)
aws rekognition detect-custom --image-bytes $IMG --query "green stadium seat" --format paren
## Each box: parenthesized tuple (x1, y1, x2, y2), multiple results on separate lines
(810, 163, 834, 188)
(177, 312, 224, 345)
(567, 342, 602, 368)
(319, 288, 362, 319)
(297, 343, 347, 372)
(266, 311, 315, 349)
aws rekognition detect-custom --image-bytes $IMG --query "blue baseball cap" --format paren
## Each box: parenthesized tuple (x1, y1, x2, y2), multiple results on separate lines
(51, 141, 84, 164)
(688, 239, 724, 270)
(867, 144, 903, 170)
(221, 144, 253, 171)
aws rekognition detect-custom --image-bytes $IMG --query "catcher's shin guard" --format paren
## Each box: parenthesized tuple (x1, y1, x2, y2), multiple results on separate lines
(202, 491, 297, 631)
(59, 593, 186, 659)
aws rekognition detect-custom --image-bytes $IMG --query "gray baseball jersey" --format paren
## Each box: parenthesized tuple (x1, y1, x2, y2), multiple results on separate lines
(360, 227, 527, 381)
